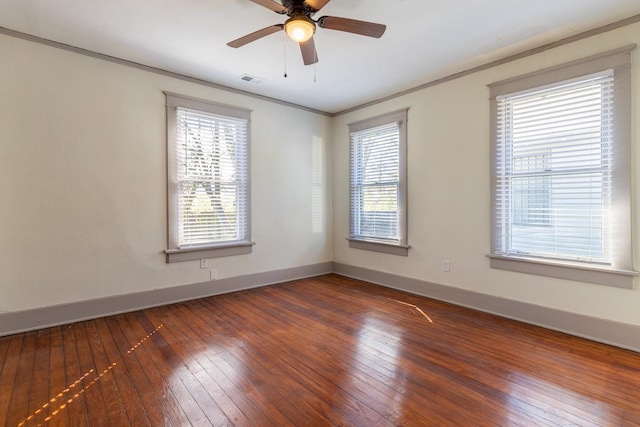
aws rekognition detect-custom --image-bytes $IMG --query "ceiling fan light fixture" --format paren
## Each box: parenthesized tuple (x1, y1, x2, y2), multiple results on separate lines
(284, 16, 316, 42)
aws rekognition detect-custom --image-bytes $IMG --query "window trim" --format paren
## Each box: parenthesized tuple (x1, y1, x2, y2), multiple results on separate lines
(164, 92, 253, 263)
(487, 254, 637, 289)
(348, 108, 409, 256)
(487, 45, 637, 288)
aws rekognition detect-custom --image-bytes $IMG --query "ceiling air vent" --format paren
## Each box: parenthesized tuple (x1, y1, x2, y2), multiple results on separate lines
(239, 74, 265, 85)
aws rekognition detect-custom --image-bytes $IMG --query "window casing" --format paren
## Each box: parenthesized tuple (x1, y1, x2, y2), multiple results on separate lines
(165, 93, 252, 262)
(488, 46, 636, 288)
(348, 109, 409, 256)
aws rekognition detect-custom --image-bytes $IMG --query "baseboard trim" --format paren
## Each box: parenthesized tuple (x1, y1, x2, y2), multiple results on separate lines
(332, 262, 640, 353)
(0, 262, 333, 337)
(5, 261, 639, 353)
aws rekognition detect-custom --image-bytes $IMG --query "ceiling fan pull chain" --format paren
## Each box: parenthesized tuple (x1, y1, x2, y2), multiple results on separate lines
(313, 48, 317, 82)
(283, 31, 288, 78)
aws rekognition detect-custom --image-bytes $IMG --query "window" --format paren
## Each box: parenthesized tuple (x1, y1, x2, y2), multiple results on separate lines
(348, 109, 409, 256)
(488, 46, 636, 288)
(165, 93, 252, 263)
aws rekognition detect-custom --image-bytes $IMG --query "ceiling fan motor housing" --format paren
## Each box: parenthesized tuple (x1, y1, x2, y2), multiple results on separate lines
(282, 0, 320, 17)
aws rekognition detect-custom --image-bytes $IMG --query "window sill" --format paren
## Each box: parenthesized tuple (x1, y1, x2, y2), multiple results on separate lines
(487, 254, 637, 289)
(348, 238, 409, 256)
(165, 241, 254, 263)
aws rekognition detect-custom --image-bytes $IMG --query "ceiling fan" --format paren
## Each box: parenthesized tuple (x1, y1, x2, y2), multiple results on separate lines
(227, 0, 387, 65)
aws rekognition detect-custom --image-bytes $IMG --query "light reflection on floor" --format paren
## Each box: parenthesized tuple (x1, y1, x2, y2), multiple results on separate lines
(355, 315, 408, 420)
(387, 298, 434, 323)
(501, 370, 617, 425)
(16, 323, 163, 426)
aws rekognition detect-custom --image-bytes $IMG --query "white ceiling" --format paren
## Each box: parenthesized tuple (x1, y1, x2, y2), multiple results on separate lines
(1, 0, 640, 114)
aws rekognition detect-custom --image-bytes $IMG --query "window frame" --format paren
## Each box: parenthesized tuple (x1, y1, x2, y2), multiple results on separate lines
(164, 92, 253, 263)
(487, 46, 637, 288)
(348, 109, 409, 256)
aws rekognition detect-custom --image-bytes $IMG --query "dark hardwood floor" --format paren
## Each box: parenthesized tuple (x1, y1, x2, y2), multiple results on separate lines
(1, 274, 639, 426)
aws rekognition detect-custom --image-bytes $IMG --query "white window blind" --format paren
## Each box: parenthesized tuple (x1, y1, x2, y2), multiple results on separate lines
(174, 107, 249, 248)
(349, 115, 405, 246)
(495, 71, 613, 264)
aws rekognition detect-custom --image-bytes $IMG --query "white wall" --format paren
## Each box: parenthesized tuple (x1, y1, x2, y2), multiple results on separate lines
(2, 20, 639, 335)
(0, 34, 332, 313)
(332, 22, 640, 327)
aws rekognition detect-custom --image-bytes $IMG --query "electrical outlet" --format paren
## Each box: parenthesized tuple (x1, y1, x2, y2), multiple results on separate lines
(200, 259, 208, 269)
(442, 260, 451, 272)
(210, 269, 218, 280)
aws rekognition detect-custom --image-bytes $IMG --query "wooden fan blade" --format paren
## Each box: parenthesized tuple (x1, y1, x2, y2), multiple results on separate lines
(305, 0, 331, 12)
(249, 0, 287, 13)
(317, 16, 386, 38)
(227, 25, 283, 48)
(299, 37, 318, 65)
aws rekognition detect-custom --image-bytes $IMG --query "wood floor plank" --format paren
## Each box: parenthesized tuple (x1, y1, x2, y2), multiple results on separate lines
(0, 334, 24, 425)
(188, 299, 327, 426)
(72, 321, 111, 426)
(6, 332, 36, 426)
(94, 316, 165, 426)
(135, 309, 235, 426)
(122, 311, 215, 426)
(216, 292, 368, 425)
(46, 326, 71, 427)
(159, 300, 292, 426)
(61, 324, 90, 427)
(228, 290, 432, 424)
(2, 274, 640, 426)
(210, 288, 490, 427)
(264, 284, 512, 425)
(111, 314, 186, 425)
(152, 303, 276, 426)
(0, 336, 9, 373)
(86, 318, 152, 426)
(24, 329, 52, 425)
(82, 320, 126, 424)
(316, 276, 636, 422)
